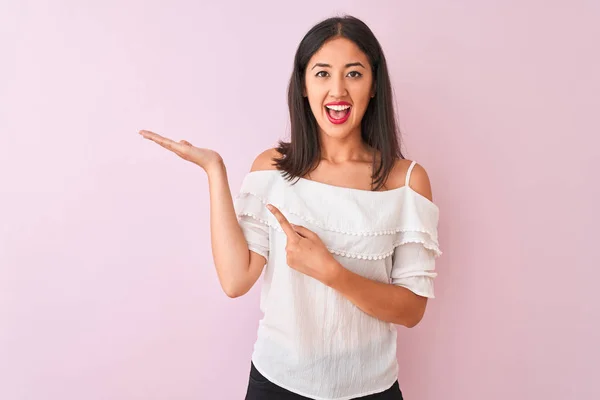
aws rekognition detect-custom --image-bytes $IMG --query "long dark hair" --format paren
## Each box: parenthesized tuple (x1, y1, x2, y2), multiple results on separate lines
(274, 15, 404, 191)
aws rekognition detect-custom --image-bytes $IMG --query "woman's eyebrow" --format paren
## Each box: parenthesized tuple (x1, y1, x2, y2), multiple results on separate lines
(310, 62, 366, 70)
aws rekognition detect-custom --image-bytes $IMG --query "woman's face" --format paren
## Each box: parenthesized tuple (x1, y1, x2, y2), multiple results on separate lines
(304, 37, 374, 140)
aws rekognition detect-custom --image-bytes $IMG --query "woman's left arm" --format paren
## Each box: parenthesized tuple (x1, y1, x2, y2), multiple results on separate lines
(266, 163, 435, 328)
(328, 163, 434, 327)
(326, 263, 428, 328)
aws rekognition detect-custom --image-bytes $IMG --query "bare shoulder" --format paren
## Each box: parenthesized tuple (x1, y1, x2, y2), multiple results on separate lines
(250, 148, 283, 172)
(389, 159, 433, 201)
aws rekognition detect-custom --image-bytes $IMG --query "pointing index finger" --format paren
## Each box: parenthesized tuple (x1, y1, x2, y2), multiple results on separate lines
(266, 204, 300, 242)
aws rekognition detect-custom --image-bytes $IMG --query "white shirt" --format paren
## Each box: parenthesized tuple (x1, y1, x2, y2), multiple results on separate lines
(233, 160, 442, 400)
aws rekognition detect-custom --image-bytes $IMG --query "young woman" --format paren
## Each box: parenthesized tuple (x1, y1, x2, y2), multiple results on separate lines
(140, 15, 441, 400)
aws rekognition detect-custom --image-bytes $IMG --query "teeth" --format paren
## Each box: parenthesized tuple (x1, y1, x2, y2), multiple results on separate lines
(326, 104, 351, 111)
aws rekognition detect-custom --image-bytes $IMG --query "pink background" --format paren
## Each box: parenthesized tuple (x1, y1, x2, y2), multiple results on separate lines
(1, 1, 598, 399)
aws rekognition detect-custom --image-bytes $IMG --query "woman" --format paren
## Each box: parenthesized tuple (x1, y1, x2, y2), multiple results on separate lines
(140, 15, 441, 400)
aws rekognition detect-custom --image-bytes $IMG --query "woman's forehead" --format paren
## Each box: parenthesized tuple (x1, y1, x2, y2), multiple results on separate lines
(309, 37, 369, 66)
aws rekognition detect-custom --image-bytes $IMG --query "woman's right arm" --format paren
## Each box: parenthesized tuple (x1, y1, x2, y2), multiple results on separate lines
(138, 130, 268, 298)
(206, 161, 267, 298)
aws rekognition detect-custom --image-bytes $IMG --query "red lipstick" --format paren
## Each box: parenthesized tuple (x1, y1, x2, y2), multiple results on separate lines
(325, 101, 352, 125)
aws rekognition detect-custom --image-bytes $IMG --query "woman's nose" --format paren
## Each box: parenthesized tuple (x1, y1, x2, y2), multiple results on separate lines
(329, 76, 348, 98)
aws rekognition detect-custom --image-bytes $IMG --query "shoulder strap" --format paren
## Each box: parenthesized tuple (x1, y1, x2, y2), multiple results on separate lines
(405, 160, 417, 187)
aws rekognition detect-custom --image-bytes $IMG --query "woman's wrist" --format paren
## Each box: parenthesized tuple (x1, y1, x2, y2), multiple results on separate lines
(205, 158, 226, 177)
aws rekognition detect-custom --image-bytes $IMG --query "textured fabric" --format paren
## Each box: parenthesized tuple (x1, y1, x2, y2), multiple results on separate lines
(233, 160, 442, 400)
(245, 362, 404, 399)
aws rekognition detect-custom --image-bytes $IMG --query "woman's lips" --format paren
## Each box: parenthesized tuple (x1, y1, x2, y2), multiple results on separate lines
(325, 106, 351, 125)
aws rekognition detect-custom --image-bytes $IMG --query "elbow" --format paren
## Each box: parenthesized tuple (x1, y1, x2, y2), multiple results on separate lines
(216, 261, 251, 299)
(399, 304, 427, 328)
(224, 288, 239, 298)
(404, 316, 423, 328)
(222, 279, 251, 298)
(223, 285, 246, 298)
(398, 313, 422, 328)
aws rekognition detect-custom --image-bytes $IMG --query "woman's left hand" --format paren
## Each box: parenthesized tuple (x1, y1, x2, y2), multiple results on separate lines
(266, 204, 342, 286)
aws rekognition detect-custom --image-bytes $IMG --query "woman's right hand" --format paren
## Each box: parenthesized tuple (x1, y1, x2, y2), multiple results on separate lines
(139, 130, 223, 172)
(139, 129, 261, 298)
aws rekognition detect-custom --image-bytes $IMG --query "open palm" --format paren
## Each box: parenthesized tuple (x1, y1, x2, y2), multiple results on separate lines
(139, 130, 222, 171)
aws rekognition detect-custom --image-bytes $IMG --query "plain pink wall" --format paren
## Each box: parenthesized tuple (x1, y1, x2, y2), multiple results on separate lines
(1, 1, 598, 399)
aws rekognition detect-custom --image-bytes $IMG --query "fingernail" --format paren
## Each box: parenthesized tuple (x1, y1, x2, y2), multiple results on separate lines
(266, 204, 273, 211)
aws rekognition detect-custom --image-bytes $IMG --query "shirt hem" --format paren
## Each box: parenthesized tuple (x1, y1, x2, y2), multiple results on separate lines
(251, 356, 399, 400)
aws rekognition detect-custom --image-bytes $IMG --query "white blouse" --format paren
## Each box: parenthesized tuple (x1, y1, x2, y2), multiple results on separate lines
(234, 160, 442, 400)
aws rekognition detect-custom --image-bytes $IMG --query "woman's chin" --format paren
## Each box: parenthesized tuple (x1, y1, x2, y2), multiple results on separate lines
(318, 125, 358, 140)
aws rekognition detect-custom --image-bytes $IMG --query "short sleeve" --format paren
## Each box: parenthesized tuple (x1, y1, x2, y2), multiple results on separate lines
(390, 241, 438, 298)
(233, 174, 272, 262)
(388, 185, 442, 299)
(238, 214, 269, 261)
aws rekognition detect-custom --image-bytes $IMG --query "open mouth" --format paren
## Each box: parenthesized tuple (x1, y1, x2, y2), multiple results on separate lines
(325, 104, 351, 124)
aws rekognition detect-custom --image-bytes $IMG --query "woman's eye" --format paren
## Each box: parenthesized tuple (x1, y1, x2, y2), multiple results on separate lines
(315, 71, 362, 78)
